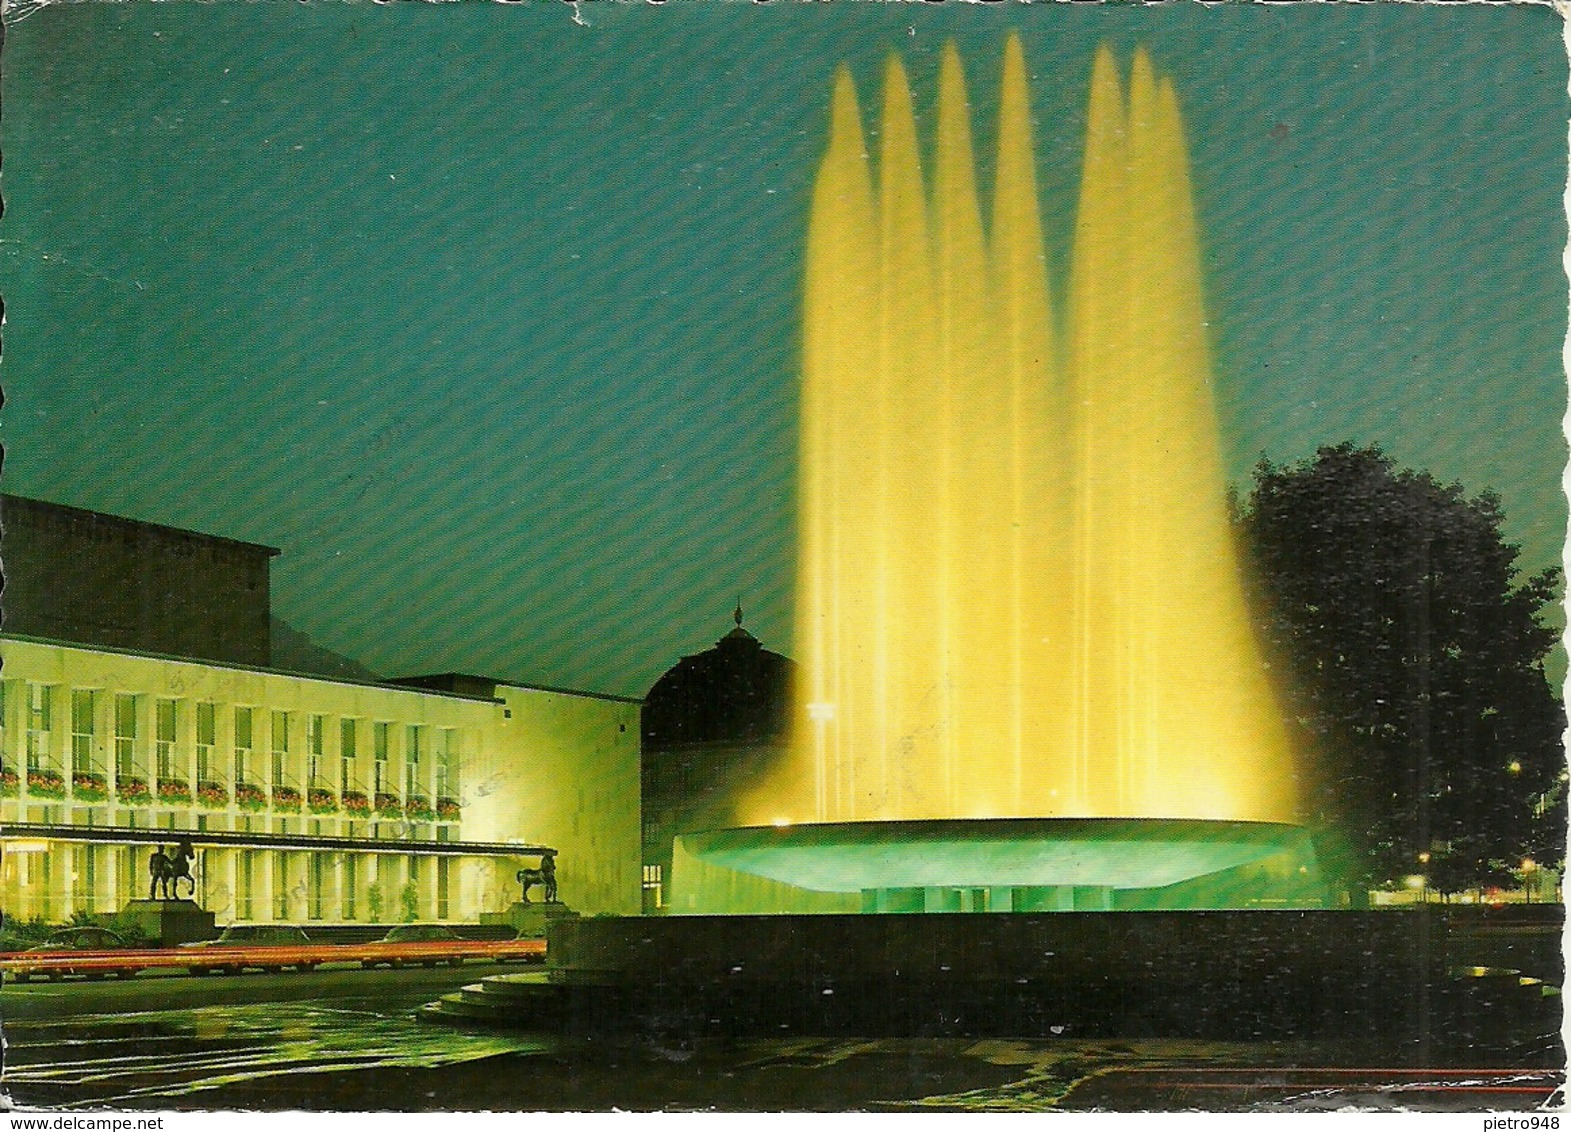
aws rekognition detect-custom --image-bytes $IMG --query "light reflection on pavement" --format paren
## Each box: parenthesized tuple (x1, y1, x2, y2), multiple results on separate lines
(0, 971, 1560, 1111)
(730, 1035, 1237, 1109)
(3, 1000, 547, 1108)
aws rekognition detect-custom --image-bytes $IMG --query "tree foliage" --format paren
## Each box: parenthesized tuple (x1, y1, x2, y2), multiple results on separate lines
(1238, 443, 1565, 895)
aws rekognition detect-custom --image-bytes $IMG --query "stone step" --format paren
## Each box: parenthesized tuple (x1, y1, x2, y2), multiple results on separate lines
(455, 985, 560, 1010)
(456, 973, 554, 1005)
(420, 995, 504, 1022)
(422, 970, 630, 1029)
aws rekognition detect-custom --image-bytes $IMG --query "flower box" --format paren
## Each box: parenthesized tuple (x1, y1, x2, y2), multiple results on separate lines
(342, 791, 371, 818)
(436, 796, 461, 822)
(235, 781, 267, 812)
(157, 780, 193, 806)
(307, 787, 338, 815)
(72, 772, 109, 802)
(115, 776, 151, 804)
(405, 795, 435, 823)
(272, 785, 303, 812)
(375, 792, 403, 818)
(26, 769, 66, 799)
(0, 769, 18, 798)
(197, 780, 230, 809)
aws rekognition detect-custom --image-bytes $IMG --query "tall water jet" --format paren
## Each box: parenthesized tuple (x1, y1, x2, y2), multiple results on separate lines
(712, 40, 1312, 912)
(1067, 45, 1296, 823)
(749, 38, 1297, 829)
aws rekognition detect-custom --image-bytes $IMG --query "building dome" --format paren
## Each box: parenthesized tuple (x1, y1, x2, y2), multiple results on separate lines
(640, 607, 796, 911)
(642, 604, 795, 749)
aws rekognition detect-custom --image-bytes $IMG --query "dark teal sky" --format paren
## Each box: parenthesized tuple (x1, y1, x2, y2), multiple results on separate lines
(5, 2, 1566, 698)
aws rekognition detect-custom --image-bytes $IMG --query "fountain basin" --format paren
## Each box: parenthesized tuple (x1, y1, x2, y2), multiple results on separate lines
(670, 818, 1327, 914)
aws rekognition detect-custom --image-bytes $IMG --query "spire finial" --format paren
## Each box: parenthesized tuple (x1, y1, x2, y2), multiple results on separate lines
(734, 598, 744, 628)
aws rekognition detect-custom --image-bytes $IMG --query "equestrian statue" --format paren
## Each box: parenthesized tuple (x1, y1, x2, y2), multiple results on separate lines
(148, 839, 196, 901)
(517, 849, 558, 904)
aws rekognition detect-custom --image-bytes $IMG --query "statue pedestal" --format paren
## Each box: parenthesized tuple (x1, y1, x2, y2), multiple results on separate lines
(118, 899, 218, 946)
(480, 901, 579, 938)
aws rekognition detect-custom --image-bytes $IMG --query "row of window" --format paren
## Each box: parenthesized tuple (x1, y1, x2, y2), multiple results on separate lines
(4, 683, 462, 801)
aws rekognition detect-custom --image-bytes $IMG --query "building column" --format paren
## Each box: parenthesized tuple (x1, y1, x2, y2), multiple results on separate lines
(0, 844, 21, 923)
(217, 847, 239, 925)
(259, 850, 276, 922)
(45, 843, 69, 922)
(177, 697, 197, 803)
(103, 843, 120, 909)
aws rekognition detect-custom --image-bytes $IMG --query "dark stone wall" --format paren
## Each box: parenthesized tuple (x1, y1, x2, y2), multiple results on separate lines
(545, 906, 1566, 1042)
(1, 494, 277, 667)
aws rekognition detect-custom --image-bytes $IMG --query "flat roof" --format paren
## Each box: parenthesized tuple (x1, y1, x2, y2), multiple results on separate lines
(1, 634, 640, 706)
(390, 672, 644, 706)
(2, 493, 282, 556)
(0, 634, 500, 704)
(0, 822, 551, 857)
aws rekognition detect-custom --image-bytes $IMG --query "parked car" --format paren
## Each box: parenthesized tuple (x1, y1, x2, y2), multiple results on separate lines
(6, 927, 135, 982)
(362, 923, 465, 968)
(179, 924, 316, 975)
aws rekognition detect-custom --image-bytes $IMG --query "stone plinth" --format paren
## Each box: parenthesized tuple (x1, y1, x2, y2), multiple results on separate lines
(117, 899, 218, 946)
(480, 901, 579, 938)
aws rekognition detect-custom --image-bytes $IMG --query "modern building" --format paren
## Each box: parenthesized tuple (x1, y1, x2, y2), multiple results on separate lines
(2, 493, 278, 668)
(640, 607, 794, 911)
(1, 495, 641, 927)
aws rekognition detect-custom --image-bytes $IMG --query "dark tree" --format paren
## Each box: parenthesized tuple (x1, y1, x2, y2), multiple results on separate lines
(1239, 443, 1565, 897)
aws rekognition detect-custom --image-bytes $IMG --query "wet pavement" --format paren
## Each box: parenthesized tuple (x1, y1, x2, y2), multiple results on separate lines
(0, 965, 1562, 1112)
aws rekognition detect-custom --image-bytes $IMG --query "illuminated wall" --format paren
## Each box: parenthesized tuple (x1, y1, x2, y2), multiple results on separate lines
(0, 636, 640, 923)
(470, 684, 642, 917)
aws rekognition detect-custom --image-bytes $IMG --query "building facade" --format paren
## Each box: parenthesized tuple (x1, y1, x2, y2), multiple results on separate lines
(0, 497, 641, 927)
(0, 638, 641, 926)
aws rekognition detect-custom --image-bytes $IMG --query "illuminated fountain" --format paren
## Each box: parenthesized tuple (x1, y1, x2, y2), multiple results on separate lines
(672, 39, 1322, 913)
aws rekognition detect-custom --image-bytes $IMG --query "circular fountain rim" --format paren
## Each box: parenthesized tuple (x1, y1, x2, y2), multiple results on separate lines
(716, 815, 1306, 839)
(676, 816, 1320, 894)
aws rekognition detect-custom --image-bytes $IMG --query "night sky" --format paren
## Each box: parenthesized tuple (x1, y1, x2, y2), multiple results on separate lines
(5, 2, 1566, 698)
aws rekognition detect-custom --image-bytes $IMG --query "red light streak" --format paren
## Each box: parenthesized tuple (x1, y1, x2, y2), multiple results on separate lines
(0, 937, 545, 978)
